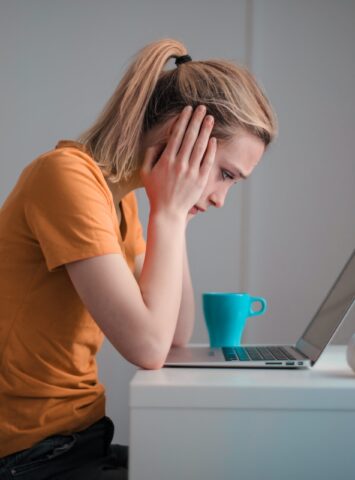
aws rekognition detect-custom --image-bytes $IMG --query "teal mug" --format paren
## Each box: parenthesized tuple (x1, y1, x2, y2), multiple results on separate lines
(202, 292, 268, 348)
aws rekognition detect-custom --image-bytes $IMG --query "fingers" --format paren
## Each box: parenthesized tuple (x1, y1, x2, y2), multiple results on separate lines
(199, 137, 217, 181)
(163, 106, 193, 159)
(141, 104, 216, 183)
(178, 105, 210, 163)
(188, 114, 215, 171)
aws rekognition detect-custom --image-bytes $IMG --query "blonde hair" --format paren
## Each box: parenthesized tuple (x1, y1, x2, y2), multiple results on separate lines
(77, 38, 278, 185)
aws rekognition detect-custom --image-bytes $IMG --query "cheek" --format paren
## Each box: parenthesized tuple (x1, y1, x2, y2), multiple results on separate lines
(200, 176, 216, 198)
(206, 167, 220, 188)
(199, 166, 229, 201)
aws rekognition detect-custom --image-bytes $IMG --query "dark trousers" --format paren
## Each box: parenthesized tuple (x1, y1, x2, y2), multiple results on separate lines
(0, 416, 128, 479)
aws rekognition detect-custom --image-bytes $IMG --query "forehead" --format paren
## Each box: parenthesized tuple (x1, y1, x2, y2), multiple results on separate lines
(216, 131, 265, 177)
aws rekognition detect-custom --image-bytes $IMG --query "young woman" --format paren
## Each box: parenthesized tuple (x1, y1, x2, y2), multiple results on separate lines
(0, 38, 277, 478)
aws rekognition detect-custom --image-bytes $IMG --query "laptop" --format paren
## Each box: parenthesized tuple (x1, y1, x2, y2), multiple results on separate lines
(164, 249, 355, 368)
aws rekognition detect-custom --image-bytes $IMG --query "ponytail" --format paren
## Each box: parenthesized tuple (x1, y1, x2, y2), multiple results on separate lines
(77, 38, 187, 184)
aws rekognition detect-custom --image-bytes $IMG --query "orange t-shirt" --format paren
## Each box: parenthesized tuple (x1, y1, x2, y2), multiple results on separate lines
(0, 140, 146, 457)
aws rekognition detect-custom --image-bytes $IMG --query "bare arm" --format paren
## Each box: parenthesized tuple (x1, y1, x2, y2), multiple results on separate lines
(66, 211, 186, 370)
(66, 106, 215, 370)
(172, 237, 195, 346)
(134, 235, 195, 348)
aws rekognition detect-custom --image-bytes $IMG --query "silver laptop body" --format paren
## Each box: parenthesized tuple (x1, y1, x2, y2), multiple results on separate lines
(165, 249, 355, 369)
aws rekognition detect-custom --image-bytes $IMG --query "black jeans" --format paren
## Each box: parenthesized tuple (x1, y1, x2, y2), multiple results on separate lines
(0, 416, 128, 479)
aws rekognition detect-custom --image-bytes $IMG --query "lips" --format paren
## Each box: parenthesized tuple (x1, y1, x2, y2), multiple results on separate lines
(195, 205, 206, 212)
(189, 205, 206, 214)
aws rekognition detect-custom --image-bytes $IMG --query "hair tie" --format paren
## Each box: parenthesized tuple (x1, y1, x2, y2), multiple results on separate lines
(175, 54, 192, 66)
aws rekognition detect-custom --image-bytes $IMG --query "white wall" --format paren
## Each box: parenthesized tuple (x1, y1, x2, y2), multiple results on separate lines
(243, 0, 355, 345)
(1, 0, 354, 445)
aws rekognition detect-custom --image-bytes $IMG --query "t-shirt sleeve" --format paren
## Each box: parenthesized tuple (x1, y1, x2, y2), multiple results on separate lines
(24, 150, 122, 272)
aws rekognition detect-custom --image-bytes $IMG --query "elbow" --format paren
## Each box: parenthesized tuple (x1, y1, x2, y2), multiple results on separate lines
(134, 339, 170, 371)
(137, 321, 184, 369)
(125, 350, 165, 370)
(139, 358, 165, 370)
(118, 316, 179, 370)
(112, 336, 167, 370)
(140, 338, 189, 369)
(137, 351, 166, 370)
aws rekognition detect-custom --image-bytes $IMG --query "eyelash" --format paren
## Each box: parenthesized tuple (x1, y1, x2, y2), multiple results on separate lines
(221, 169, 234, 181)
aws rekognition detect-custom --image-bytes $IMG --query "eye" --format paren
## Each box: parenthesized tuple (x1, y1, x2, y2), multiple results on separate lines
(221, 169, 234, 181)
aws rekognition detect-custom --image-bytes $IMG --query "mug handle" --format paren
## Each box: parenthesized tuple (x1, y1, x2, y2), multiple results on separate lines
(248, 297, 267, 317)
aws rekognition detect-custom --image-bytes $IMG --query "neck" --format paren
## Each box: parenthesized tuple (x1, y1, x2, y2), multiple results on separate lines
(106, 170, 143, 206)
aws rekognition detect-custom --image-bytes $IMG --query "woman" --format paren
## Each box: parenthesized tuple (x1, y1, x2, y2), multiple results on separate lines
(0, 38, 277, 478)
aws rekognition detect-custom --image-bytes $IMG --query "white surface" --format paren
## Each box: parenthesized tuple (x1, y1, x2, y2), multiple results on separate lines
(130, 345, 355, 409)
(129, 345, 355, 480)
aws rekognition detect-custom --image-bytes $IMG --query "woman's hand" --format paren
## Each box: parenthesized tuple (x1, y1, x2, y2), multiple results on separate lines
(140, 105, 216, 219)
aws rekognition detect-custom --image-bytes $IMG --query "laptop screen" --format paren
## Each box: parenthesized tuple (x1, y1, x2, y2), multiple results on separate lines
(299, 250, 355, 354)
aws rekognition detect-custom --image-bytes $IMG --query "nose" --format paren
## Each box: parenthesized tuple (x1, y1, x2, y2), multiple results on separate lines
(208, 189, 227, 209)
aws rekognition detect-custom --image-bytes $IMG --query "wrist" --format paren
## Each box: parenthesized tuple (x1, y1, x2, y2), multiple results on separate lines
(150, 208, 187, 225)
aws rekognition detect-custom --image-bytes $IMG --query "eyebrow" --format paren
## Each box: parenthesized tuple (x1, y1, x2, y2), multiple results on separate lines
(237, 170, 248, 180)
(224, 163, 248, 180)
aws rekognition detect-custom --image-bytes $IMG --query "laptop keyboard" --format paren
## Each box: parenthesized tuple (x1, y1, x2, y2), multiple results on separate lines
(222, 346, 296, 362)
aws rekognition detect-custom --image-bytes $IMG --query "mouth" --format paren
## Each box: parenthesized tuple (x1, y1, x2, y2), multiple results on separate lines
(189, 205, 206, 215)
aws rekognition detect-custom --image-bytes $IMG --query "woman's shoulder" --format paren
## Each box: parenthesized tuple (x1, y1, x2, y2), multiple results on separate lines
(46, 139, 97, 168)
(22, 140, 113, 204)
(29, 139, 105, 181)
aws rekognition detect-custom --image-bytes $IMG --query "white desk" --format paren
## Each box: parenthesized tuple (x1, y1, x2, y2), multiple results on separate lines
(129, 345, 355, 480)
